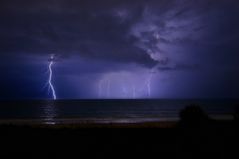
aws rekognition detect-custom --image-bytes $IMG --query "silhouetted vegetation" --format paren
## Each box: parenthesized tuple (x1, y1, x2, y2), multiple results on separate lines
(234, 105, 239, 126)
(178, 104, 212, 128)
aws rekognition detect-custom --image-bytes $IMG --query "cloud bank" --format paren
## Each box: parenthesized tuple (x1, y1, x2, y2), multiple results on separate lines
(1, 0, 238, 70)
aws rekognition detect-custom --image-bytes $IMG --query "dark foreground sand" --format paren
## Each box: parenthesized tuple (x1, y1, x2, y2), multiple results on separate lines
(0, 120, 237, 158)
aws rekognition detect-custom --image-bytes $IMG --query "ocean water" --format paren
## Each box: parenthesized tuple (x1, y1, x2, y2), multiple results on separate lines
(0, 99, 237, 124)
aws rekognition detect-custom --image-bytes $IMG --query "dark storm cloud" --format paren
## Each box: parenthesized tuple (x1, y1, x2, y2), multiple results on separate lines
(0, 0, 239, 99)
(0, 0, 239, 70)
(0, 0, 158, 67)
(157, 63, 199, 72)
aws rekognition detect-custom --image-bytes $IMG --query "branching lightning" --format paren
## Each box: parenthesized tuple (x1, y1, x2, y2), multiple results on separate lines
(132, 84, 136, 98)
(106, 79, 111, 98)
(48, 55, 56, 100)
(146, 74, 152, 98)
(146, 66, 158, 98)
(98, 78, 111, 98)
(98, 79, 103, 98)
(97, 71, 160, 98)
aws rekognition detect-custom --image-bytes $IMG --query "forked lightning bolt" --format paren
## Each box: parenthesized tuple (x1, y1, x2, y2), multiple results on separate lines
(48, 55, 56, 100)
(147, 72, 153, 98)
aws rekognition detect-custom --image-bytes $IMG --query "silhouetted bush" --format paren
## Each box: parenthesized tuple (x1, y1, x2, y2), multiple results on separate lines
(178, 104, 210, 128)
(234, 105, 239, 126)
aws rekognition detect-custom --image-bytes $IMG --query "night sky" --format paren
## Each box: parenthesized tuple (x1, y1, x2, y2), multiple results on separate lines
(0, 0, 239, 99)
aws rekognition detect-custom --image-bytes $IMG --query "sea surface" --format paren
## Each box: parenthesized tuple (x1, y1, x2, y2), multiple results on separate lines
(0, 99, 237, 124)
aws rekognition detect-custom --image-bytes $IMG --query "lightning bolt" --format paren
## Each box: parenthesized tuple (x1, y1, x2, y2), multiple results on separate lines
(132, 84, 136, 98)
(122, 84, 127, 97)
(98, 77, 111, 98)
(98, 79, 103, 98)
(48, 55, 56, 100)
(146, 67, 157, 98)
(106, 79, 111, 98)
(146, 72, 153, 98)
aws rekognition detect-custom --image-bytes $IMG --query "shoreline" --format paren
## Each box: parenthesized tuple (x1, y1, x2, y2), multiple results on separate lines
(0, 114, 233, 124)
(0, 118, 178, 128)
(0, 118, 235, 128)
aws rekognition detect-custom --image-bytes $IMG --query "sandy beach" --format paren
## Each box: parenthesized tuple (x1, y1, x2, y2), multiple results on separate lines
(0, 119, 237, 158)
